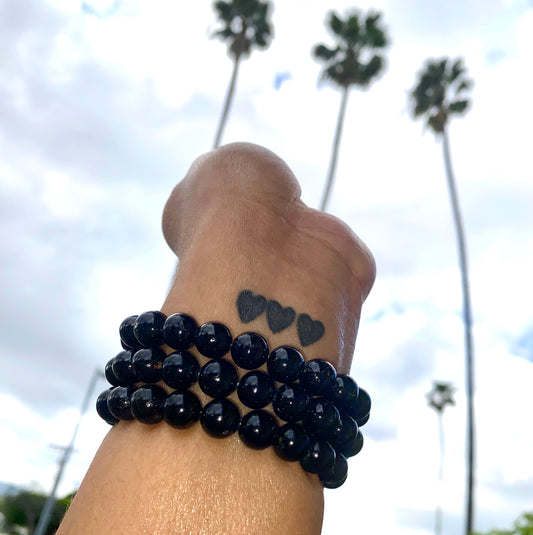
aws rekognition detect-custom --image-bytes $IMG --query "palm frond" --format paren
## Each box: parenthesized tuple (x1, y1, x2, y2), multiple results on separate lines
(364, 12, 388, 48)
(449, 57, 466, 83)
(313, 43, 338, 62)
(360, 54, 385, 87)
(448, 99, 470, 115)
(327, 11, 345, 37)
(213, 1, 233, 22)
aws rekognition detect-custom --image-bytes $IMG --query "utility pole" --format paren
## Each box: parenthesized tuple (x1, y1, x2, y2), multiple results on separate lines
(33, 369, 104, 535)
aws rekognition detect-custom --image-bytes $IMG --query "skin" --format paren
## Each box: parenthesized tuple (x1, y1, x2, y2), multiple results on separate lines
(57, 143, 376, 535)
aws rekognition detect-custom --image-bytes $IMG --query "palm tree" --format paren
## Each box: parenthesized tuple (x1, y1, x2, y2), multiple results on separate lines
(211, 0, 273, 148)
(427, 381, 456, 535)
(410, 57, 475, 535)
(312, 9, 388, 212)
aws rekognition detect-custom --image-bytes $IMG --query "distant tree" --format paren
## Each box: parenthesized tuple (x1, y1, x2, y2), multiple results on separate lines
(410, 57, 475, 535)
(473, 512, 533, 535)
(211, 0, 273, 148)
(427, 381, 456, 535)
(312, 8, 388, 211)
(0, 490, 73, 535)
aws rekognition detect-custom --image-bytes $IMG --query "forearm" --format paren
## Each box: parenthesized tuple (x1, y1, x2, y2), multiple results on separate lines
(57, 143, 375, 535)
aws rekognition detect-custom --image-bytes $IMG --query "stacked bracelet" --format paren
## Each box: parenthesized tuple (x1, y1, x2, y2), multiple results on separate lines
(96, 311, 372, 489)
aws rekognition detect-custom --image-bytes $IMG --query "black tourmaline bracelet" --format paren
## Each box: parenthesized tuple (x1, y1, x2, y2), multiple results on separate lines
(97, 311, 372, 489)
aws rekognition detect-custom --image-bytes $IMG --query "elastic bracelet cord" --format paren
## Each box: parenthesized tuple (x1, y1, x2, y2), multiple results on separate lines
(96, 311, 372, 489)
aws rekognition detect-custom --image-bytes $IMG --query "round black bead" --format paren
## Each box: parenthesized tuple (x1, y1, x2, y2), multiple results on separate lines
(332, 412, 359, 446)
(96, 389, 119, 425)
(267, 346, 304, 383)
(304, 397, 341, 437)
(344, 387, 371, 420)
(230, 332, 269, 370)
(107, 386, 136, 420)
(133, 311, 166, 348)
(195, 322, 232, 358)
(319, 452, 348, 489)
(105, 357, 120, 386)
(161, 351, 200, 391)
(238, 410, 277, 449)
(163, 313, 198, 350)
(299, 359, 337, 396)
(119, 315, 141, 350)
(132, 348, 166, 383)
(272, 383, 309, 423)
(237, 371, 275, 409)
(356, 412, 370, 427)
(199, 359, 238, 398)
(335, 429, 364, 458)
(112, 350, 135, 386)
(164, 391, 201, 429)
(300, 440, 336, 474)
(272, 423, 310, 462)
(201, 399, 240, 438)
(327, 374, 359, 408)
(131, 385, 167, 424)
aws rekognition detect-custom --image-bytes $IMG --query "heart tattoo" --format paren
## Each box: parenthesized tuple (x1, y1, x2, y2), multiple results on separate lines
(266, 300, 295, 333)
(236, 290, 267, 323)
(297, 314, 325, 346)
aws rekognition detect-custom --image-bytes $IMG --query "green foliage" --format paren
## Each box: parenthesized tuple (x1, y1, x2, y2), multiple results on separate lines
(312, 8, 389, 89)
(473, 512, 533, 535)
(409, 57, 473, 134)
(212, 0, 273, 60)
(0, 490, 74, 535)
(426, 381, 455, 413)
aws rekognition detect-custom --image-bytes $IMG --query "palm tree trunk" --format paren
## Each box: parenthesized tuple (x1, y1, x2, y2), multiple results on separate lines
(435, 410, 445, 535)
(213, 56, 241, 149)
(319, 85, 350, 212)
(442, 127, 476, 535)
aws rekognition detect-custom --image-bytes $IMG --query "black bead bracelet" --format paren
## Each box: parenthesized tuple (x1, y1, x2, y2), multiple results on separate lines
(96, 311, 372, 489)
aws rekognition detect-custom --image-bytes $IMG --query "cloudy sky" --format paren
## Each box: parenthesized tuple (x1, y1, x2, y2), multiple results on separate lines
(1, 0, 532, 533)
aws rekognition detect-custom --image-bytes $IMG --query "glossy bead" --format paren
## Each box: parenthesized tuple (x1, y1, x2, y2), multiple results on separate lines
(161, 351, 200, 391)
(237, 371, 275, 409)
(272, 383, 309, 423)
(319, 452, 348, 489)
(133, 311, 166, 348)
(344, 387, 371, 420)
(335, 429, 364, 458)
(272, 423, 310, 462)
(195, 322, 232, 358)
(238, 410, 277, 449)
(105, 357, 120, 386)
(304, 397, 341, 437)
(119, 315, 141, 350)
(356, 412, 370, 427)
(107, 386, 136, 420)
(267, 346, 304, 383)
(111, 350, 135, 386)
(163, 313, 198, 349)
(332, 412, 359, 446)
(327, 374, 359, 408)
(132, 348, 166, 383)
(164, 391, 201, 429)
(96, 389, 119, 425)
(199, 359, 238, 398)
(299, 359, 337, 395)
(131, 385, 166, 424)
(230, 332, 269, 370)
(201, 399, 240, 438)
(300, 440, 336, 474)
